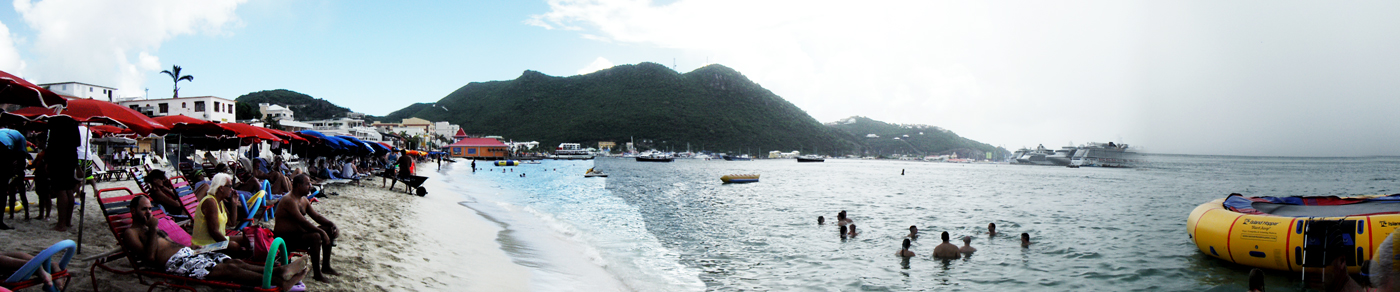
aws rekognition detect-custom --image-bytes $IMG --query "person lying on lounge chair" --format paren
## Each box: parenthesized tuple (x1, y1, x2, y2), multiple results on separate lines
(1, 251, 54, 287)
(251, 158, 291, 195)
(274, 174, 339, 282)
(120, 195, 308, 288)
(143, 170, 187, 217)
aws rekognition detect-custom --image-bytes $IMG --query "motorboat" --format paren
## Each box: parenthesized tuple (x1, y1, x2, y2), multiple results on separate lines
(722, 154, 752, 161)
(585, 168, 608, 177)
(796, 155, 825, 163)
(635, 151, 674, 162)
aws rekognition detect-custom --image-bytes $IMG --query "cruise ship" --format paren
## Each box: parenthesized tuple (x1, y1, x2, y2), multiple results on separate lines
(1013, 142, 1143, 168)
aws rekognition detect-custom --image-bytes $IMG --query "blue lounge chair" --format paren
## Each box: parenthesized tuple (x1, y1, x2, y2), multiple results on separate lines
(2, 240, 76, 292)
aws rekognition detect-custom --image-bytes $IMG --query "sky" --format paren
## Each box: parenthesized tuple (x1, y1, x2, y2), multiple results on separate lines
(0, 0, 1397, 156)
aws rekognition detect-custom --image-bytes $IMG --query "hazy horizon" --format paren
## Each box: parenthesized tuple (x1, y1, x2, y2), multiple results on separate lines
(0, 0, 1395, 156)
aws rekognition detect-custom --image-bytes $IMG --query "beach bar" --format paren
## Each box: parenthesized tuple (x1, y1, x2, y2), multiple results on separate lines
(447, 137, 508, 159)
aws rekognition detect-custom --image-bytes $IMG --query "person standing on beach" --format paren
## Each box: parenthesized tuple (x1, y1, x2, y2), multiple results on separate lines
(933, 232, 960, 259)
(0, 128, 25, 230)
(275, 174, 340, 282)
(44, 117, 80, 231)
(471, 159, 476, 172)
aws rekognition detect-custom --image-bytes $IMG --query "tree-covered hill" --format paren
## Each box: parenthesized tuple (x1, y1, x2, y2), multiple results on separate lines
(827, 116, 1005, 159)
(386, 62, 860, 155)
(234, 89, 351, 121)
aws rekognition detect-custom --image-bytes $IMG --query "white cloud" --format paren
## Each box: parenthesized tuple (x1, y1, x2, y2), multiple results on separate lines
(13, 0, 247, 97)
(0, 21, 26, 75)
(577, 56, 615, 75)
(529, 0, 1152, 152)
(530, 1, 1400, 155)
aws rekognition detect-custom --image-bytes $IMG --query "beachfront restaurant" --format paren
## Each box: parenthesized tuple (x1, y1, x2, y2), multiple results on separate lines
(447, 137, 508, 159)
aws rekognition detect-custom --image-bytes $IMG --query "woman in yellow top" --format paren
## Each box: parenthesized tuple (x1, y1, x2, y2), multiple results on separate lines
(192, 173, 246, 256)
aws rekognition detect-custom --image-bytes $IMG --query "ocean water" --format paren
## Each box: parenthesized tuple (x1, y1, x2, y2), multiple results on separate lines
(456, 155, 1400, 291)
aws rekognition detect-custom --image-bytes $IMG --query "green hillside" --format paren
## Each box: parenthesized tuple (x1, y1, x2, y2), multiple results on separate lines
(826, 116, 1007, 159)
(234, 89, 351, 121)
(387, 62, 859, 156)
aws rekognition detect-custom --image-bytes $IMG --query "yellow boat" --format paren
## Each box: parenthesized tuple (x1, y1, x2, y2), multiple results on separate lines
(720, 174, 759, 183)
(1187, 193, 1400, 273)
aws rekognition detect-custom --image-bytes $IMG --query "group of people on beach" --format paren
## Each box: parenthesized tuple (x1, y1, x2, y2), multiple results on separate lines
(820, 210, 1032, 260)
(0, 116, 435, 290)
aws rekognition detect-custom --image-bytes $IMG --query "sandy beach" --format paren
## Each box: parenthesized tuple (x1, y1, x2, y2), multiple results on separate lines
(1, 161, 530, 291)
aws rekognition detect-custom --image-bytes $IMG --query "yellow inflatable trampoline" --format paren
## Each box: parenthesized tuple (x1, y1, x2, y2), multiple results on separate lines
(1188, 193, 1400, 273)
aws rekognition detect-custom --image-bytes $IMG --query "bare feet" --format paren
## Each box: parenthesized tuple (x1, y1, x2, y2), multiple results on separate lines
(312, 274, 328, 283)
(0, 222, 11, 230)
(280, 257, 309, 283)
(321, 266, 339, 276)
(280, 265, 309, 292)
(53, 223, 68, 232)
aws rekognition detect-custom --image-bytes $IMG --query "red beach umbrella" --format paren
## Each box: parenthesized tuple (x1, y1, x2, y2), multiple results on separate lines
(263, 128, 308, 142)
(153, 114, 234, 136)
(218, 123, 283, 142)
(0, 70, 65, 108)
(89, 125, 133, 136)
(9, 98, 167, 135)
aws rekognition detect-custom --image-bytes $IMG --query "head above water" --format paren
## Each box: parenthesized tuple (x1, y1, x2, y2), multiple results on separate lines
(817, 216, 825, 225)
(942, 231, 950, 242)
(902, 238, 911, 249)
(1021, 233, 1031, 246)
(839, 225, 848, 237)
(838, 210, 847, 220)
(989, 223, 996, 232)
(1248, 268, 1264, 292)
(910, 225, 917, 233)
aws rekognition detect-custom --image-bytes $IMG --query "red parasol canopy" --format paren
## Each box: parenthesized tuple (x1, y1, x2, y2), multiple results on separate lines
(9, 98, 168, 135)
(217, 123, 283, 142)
(89, 125, 133, 136)
(153, 114, 234, 136)
(0, 70, 65, 108)
(263, 128, 308, 142)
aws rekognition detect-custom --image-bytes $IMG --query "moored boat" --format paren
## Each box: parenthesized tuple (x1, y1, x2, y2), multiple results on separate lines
(1187, 193, 1400, 273)
(635, 150, 674, 162)
(797, 155, 824, 163)
(720, 174, 759, 183)
(722, 154, 752, 161)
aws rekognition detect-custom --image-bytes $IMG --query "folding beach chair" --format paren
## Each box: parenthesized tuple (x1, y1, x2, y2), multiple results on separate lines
(89, 188, 296, 292)
(1, 240, 75, 292)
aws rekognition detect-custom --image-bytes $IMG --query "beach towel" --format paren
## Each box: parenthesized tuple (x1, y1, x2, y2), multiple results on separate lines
(158, 216, 193, 246)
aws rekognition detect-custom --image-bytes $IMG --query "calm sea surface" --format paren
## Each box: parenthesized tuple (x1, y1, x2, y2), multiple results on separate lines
(457, 155, 1400, 291)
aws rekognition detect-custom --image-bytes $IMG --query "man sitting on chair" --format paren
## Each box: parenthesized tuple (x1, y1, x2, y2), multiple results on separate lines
(121, 195, 307, 288)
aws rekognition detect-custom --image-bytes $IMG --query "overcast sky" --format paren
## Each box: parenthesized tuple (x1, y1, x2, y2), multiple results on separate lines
(0, 0, 1396, 156)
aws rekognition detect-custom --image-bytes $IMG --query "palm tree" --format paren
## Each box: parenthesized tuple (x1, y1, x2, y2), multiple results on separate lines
(159, 65, 194, 98)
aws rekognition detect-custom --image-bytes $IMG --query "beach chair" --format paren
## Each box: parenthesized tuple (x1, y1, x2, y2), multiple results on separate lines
(1, 240, 75, 292)
(89, 188, 296, 292)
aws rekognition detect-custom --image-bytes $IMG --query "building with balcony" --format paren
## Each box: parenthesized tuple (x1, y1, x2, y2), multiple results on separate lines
(259, 103, 294, 121)
(119, 96, 237, 122)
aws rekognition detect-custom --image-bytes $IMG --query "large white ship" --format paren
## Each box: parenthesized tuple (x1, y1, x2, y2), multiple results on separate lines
(1013, 142, 1143, 167)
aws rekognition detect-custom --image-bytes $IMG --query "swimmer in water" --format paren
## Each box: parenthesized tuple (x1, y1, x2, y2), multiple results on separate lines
(817, 216, 825, 225)
(896, 238, 916, 257)
(988, 223, 997, 237)
(933, 232, 960, 259)
(839, 225, 848, 240)
(1021, 233, 1031, 248)
(959, 236, 977, 253)
(836, 210, 853, 227)
(907, 225, 918, 240)
(847, 224, 859, 237)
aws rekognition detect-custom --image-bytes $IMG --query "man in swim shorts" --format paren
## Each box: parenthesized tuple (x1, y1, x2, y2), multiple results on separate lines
(121, 196, 307, 287)
(275, 174, 339, 282)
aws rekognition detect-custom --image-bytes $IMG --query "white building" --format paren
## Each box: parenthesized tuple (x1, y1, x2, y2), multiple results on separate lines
(432, 121, 458, 139)
(304, 117, 382, 141)
(38, 82, 119, 101)
(119, 96, 237, 122)
(259, 103, 294, 121)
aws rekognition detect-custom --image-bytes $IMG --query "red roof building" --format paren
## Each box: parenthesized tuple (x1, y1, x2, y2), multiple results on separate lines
(447, 137, 507, 159)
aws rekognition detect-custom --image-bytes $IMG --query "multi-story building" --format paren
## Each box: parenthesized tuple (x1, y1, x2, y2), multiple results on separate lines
(304, 117, 381, 141)
(118, 96, 237, 122)
(38, 82, 119, 101)
(259, 103, 294, 121)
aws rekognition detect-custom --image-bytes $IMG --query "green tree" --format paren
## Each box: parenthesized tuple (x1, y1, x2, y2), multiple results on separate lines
(159, 65, 194, 98)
